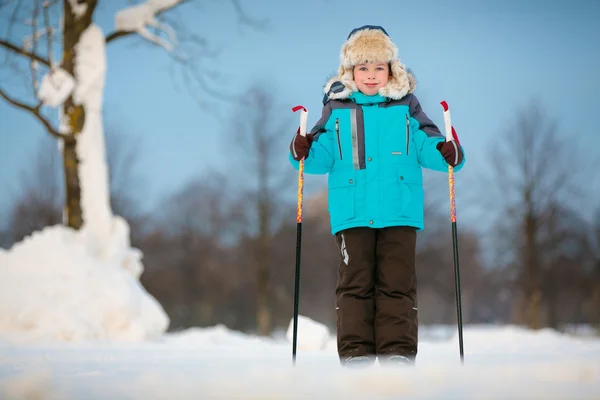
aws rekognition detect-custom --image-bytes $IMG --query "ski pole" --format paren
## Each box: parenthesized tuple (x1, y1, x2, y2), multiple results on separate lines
(440, 100, 465, 364)
(291, 105, 308, 365)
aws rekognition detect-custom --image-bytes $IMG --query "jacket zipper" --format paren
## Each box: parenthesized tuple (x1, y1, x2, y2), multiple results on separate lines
(405, 114, 410, 156)
(335, 118, 343, 160)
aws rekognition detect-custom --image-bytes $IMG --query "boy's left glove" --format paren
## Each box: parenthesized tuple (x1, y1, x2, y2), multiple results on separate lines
(436, 140, 464, 167)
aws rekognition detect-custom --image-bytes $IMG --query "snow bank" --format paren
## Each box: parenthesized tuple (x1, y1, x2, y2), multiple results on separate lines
(165, 324, 276, 348)
(0, 219, 169, 344)
(286, 315, 330, 351)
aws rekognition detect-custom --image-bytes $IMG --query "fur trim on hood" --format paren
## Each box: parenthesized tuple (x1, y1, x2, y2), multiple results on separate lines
(324, 25, 416, 101)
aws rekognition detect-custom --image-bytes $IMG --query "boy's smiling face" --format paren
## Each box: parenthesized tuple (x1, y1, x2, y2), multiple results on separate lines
(353, 62, 390, 95)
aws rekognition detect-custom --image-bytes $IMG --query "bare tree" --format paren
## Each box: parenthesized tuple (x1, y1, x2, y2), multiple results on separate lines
(268, 193, 340, 331)
(148, 171, 247, 327)
(226, 83, 292, 336)
(136, 170, 259, 331)
(5, 135, 63, 245)
(0, 0, 263, 242)
(2, 122, 147, 248)
(485, 100, 582, 329)
(104, 122, 148, 238)
(580, 209, 600, 329)
(413, 201, 485, 325)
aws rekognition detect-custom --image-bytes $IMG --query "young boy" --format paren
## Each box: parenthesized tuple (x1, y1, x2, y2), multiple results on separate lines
(289, 25, 465, 367)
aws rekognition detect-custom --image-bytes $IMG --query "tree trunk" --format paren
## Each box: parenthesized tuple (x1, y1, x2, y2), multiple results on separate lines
(62, 135, 83, 228)
(591, 261, 600, 329)
(61, 0, 114, 243)
(61, 0, 97, 229)
(523, 209, 542, 329)
(256, 264, 270, 335)
(545, 263, 559, 329)
(256, 191, 271, 336)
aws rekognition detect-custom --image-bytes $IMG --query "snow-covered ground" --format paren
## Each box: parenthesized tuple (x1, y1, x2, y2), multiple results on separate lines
(0, 323, 599, 399)
(0, 226, 598, 398)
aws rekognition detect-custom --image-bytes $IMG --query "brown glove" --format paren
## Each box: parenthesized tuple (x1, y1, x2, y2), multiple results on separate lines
(290, 132, 314, 161)
(436, 140, 464, 167)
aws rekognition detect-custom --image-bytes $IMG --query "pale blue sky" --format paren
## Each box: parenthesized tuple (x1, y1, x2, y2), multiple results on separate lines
(1, 0, 599, 231)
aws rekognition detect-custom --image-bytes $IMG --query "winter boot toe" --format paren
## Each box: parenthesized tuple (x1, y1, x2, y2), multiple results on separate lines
(378, 354, 415, 367)
(341, 355, 376, 368)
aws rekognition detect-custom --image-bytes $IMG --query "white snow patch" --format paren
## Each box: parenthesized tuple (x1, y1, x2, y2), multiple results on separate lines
(165, 324, 274, 347)
(71, 23, 113, 247)
(115, 0, 181, 51)
(286, 315, 330, 350)
(73, 24, 105, 107)
(0, 223, 169, 344)
(37, 68, 75, 108)
(67, 0, 87, 18)
(0, 325, 598, 399)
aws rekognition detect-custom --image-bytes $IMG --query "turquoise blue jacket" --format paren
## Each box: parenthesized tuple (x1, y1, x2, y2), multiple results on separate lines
(289, 89, 465, 235)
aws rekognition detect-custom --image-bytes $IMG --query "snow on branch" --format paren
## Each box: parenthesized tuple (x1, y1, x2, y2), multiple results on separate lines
(67, 0, 87, 18)
(112, 0, 184, 51)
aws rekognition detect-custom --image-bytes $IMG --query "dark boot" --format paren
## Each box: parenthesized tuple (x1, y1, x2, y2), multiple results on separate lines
(335, 227, 377, 362)
(374, 226, 418, 360)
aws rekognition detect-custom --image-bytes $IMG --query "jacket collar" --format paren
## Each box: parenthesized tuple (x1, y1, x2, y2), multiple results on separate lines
(349, 92, 387, 105)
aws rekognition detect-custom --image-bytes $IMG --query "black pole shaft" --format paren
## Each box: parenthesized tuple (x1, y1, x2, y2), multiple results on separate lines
(292, 222, 302, 364)
(451, 221, 464, 364)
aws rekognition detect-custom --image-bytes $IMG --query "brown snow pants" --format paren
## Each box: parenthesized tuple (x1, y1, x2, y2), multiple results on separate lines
(334, 226, 418, 362)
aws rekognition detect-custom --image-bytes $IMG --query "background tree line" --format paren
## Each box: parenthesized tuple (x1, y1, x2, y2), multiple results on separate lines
(1, 88, 598, 335)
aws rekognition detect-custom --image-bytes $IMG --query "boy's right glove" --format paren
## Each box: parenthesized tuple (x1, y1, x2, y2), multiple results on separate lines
(290, 131, 314, 161)
(436, 140, 464, 167)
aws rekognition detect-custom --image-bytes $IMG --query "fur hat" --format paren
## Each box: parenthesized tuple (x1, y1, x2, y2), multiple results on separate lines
(325, 25, 415, 100)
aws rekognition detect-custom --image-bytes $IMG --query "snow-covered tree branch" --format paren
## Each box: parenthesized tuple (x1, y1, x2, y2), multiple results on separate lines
(106, 0, 187, 47)
(105, 0, 266, 108)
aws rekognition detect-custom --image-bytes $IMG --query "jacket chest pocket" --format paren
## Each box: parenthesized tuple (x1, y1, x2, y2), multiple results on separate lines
(335, 118, 343, 160)
(334, 111, 359, 165)
(405, 114, 410, 156)
(390, 114, 410, 157)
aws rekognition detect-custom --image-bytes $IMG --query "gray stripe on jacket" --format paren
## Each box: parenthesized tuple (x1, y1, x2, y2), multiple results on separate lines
(330, 101, 366, 170)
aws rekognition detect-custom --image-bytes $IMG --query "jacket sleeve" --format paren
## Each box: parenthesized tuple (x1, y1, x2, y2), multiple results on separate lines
(288, 103, 335, 175)
(409, 95, 465, 172)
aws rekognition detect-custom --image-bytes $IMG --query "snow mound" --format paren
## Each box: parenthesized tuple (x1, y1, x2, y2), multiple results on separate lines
(286, 315, 330, 351)
(0, 219, 169, 344)
(165, 324, 276, 348)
